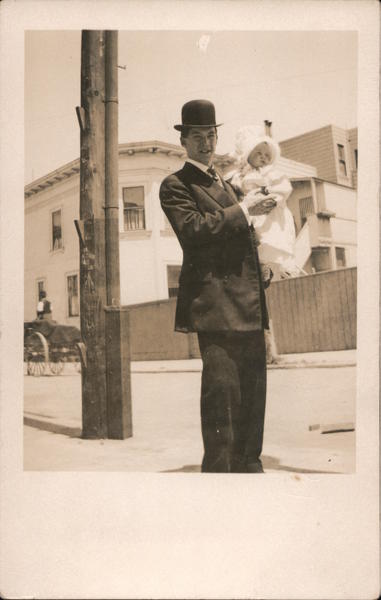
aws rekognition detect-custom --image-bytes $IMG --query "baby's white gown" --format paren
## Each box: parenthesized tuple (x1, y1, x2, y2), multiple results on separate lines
(239, 166, 298, 275)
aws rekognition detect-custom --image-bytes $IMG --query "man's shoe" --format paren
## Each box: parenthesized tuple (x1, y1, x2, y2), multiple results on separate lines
(246, 461, 264, 473)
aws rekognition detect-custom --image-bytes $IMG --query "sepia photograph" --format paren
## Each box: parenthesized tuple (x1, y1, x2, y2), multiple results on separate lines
(24, 28, 358, 474)
(1, 1, 379, 599)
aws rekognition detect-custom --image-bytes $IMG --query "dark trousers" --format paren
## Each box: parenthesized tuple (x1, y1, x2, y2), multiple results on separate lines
(197, 330, 267, 473)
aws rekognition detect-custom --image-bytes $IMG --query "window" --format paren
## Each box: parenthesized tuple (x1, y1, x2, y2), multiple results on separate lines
(311, 247, 331, 272)
(36, 279, 46, 311)
(337, 144, 347, 176)
(123, 186, 145, 231)
(67, 274, 79, 317)
(37, 279, 45, 300)
(335, 247, 346, 268)
(354, 149, 358, 169)
(52, 209, 63, 250)
(299, 196, 314, 227)
(167, 265, 181, 298)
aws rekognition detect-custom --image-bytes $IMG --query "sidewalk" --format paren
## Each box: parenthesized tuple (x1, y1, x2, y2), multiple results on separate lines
(24, 351, 356, 473)
(131, 349, 356, 373)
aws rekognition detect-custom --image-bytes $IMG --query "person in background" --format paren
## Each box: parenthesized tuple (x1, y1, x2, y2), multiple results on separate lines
(159, 99, 276, 473)
(36, 291, 53, 320)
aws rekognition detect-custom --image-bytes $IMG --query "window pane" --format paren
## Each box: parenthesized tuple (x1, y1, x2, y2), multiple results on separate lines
(337, 145, 347, 176)
(52, 210, 62, 249)
(338, 160, 347, 176)
(67, 274, 79, 316)
(335, 247, 346, 268)
(123, 186, 145, 231)
(167, 265, 181, 297)
(311, 247, 331, 272)
(299, 196, 314, 226)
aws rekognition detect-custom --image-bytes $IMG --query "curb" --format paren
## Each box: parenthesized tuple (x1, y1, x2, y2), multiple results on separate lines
(131, 361, 356, 374)
(267, 361, 356, 370)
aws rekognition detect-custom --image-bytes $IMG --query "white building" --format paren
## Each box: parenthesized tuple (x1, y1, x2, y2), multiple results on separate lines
(289, 177, 357, 273)
(24, 137, 356, 327)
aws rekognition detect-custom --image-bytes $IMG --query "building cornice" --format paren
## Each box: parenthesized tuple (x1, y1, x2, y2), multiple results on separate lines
(25, 159, 81, 197)
(25, 140, 319, 198)
(24, 141, 238, 198)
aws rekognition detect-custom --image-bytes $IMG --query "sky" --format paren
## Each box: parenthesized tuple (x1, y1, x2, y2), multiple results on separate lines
(25, 30, 357, 183)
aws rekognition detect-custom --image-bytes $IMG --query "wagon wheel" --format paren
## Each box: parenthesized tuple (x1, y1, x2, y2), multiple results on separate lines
(26, 331, 49, 376)
(27, 360, 47, 377)
(49, 361, 65, 376)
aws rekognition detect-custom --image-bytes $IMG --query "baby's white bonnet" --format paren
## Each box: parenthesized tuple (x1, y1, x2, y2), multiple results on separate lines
(231, 125, 281, 166)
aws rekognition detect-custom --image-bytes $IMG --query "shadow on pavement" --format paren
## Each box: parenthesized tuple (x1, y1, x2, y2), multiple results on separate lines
(160, 455, 345, 474)
(262, 454, 343, 475)
(24, 416, 82, 438)
(24, 410, 55, 419)
(161, 465, 201, 473)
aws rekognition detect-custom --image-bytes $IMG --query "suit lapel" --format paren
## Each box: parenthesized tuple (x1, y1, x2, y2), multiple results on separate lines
(182, 162, 236, 209)
(221, 177, 240, 206)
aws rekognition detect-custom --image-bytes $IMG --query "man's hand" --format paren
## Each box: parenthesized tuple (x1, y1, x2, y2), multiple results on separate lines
(241, 190, 277, 216)
(248, 197, 277, 216)
(261, 264, 273, 289)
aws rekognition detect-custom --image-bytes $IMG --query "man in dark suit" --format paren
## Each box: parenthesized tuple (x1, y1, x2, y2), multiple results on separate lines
(159, 99, 275, 473)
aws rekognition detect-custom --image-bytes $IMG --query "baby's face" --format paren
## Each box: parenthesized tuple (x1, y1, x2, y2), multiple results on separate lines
(247, 142, 272, 168)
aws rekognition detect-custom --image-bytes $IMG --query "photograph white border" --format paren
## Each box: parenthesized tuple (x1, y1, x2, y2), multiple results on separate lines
(1, 1, 379, 598)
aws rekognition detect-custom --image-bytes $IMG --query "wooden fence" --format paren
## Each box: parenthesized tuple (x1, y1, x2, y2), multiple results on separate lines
(266, 267, 357, 353)
(128, 298, 200, 361)
(128, 267, 357, 360)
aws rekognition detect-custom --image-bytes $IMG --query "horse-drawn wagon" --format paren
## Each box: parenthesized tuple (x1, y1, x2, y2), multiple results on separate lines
(24, 320, 82, 376)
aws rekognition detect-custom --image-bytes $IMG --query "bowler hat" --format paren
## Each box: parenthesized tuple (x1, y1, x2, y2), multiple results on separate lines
(174, 99, 222, 131)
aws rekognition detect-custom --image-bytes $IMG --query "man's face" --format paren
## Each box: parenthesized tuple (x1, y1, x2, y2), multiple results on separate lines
(181, 127, 217, 166)
(247, 142, 272, 169)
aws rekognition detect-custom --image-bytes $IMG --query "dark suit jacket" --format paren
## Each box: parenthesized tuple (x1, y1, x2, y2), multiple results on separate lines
(159, 162, 269, 333)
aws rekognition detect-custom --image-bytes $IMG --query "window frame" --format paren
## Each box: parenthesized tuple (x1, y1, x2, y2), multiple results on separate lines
(166, 264, 182, 298)
(299, 196, 314, 228)
(122, 185, 146, 232)
(310, 247, 332, 273)
(36, 278, 46, 306)
(50, 206, 64, 252)
(66, 272, 80, 318)
(335, 246, 346, 269)
(337, 144, 347, 177)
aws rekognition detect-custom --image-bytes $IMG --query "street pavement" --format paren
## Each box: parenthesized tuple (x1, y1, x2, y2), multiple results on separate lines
(23, 351, 356, 473)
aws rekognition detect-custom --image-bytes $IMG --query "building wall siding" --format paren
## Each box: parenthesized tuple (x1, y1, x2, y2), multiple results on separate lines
(280, 125, 357, 189)
(280, 126, 338, 183)
(331, 125, 353, 187)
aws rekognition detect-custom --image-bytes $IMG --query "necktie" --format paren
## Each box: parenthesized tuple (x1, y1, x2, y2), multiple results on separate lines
(207, 165, 219, 183)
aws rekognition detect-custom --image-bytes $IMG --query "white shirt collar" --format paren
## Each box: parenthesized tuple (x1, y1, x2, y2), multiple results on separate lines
(186, 158, 211, 173)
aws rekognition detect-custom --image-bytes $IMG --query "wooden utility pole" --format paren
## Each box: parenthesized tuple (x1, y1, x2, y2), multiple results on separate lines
(104, 31, 132, 439)
(76, 30, 132, 439)
(77, 30, 108, 439)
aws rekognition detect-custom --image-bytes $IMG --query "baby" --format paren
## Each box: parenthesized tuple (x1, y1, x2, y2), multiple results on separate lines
(229, 126, 300, 279)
